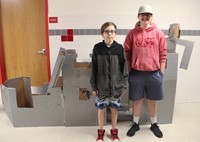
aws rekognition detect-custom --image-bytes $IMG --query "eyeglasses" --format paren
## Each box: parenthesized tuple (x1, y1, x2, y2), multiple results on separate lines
(104, 30, 116, 34)
(140, 13, 152, 17)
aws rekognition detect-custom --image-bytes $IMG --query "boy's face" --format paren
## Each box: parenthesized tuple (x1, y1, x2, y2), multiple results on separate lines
(138, 13, 152, 25)
(102, 25, 116, 42)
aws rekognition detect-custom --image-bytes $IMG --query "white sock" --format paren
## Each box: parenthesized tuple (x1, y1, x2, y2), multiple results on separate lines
(133, 116, 139, 124)
(150, 117, 157, 124)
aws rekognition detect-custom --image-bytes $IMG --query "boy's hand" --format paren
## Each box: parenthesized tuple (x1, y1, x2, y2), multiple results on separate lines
(121, 91, 126, 96)
(121, 88, 127, 96)
(92, 91, 98, 96)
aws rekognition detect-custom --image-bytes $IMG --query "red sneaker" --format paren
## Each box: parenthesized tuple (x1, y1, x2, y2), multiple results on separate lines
(96, 129, 105, 142)
(110, 129, 120, 142)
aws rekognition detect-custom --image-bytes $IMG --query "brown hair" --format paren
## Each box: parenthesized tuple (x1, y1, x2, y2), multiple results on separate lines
(100, 22, 117, 34)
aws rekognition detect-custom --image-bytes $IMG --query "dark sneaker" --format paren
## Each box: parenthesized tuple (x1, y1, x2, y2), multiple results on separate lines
(127, 123, 140, 137)
(150, 123, 163, 138)
(96, 129, 105, 142)
(110, 129, 120, 142)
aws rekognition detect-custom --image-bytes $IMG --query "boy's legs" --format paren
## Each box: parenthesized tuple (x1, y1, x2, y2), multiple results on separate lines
(109, 95, 121, 141)
(147, 99, 163, 138)
(110, 106, 120, 141)
(147, 99, 157, 121)
(127, 70, 145, 137)
(110, 107, 118, 129)
(146, 70, 164, 138)
(96, 109, 106, 142)
(133, 99, 143, 122)
(128, 69, 145, 123)
(127, 99, 143, 137)
(96, 95, 108, 129)
(95, 96, 108, 141)
(98, 109, 105, 129)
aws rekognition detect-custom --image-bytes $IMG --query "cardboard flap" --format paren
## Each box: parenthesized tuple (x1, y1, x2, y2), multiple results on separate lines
(45, 47, 66, 95)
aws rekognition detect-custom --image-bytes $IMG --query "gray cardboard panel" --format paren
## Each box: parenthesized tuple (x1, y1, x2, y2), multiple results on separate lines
(166, 37, 176, 53)
(164, 53, 178, 80)
(2, 79, 64, 127)
(63, 87, 98, 126)
(21, 91, 63, 127)
(176, 39, 194, 70)
(46, 48, 66, 95)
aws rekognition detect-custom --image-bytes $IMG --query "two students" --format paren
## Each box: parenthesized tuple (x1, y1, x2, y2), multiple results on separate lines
(90, 4, 166, 142)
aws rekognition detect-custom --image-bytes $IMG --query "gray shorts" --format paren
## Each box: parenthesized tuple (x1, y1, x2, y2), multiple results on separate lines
(128, 69, 164, 101)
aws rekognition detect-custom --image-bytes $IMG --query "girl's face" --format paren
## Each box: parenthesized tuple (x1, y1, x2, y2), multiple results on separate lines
(102, 25, 116, 43)
(138, 13, 152, 25)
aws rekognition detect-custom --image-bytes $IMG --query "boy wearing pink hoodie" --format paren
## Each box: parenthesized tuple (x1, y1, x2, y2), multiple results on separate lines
(124, 5, 167, 138)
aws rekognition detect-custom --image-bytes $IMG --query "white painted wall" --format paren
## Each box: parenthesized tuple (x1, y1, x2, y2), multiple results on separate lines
(48, 0, 200, 102)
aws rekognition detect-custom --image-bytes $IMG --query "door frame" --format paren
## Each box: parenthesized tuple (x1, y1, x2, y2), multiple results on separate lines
(0, 0, 51, 85)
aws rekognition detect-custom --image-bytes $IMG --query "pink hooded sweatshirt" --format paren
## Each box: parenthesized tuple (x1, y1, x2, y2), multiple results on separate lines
(124, 23, 167, 71)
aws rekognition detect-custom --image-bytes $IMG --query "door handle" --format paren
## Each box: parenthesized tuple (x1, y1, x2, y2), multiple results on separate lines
(38, 49, 46, 55)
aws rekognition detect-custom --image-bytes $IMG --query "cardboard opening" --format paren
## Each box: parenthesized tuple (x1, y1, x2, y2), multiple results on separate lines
(79, 88, 91, 100)
(3, 77, 33, 108)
